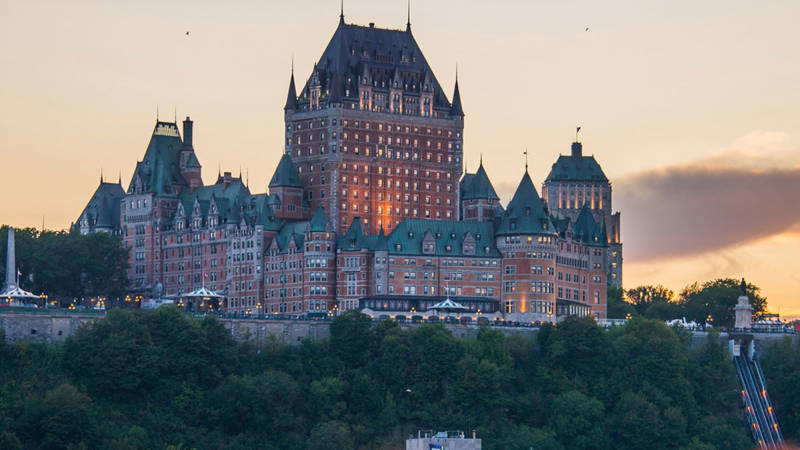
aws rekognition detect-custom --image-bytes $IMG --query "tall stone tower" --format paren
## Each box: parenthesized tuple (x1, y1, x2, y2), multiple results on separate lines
(284, 15, 464, 235)
(542, 139, 623, 287)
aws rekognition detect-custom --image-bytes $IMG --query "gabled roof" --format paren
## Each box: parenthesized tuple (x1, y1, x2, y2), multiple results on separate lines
(272, 220, 309, 252)
(460, 161, 499, 201)
(76, 181, 125, 231)
(546, 142, 608, 182)
(385, 220, 500, 257)
(497, 171, 555, 236)
(128, 121, 188, 196)
(269, 154, 303, 189)
(292, 20, 455, 113)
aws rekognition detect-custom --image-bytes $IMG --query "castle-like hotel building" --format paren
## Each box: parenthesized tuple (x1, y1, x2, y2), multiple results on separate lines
(75, 15, 622, 321)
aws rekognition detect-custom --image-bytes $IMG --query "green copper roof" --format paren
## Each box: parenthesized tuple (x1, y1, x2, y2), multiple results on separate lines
(460, 162, 499, 201)
(572, 204, 608, 246)
(385, 220, 500, 257)
(497, 171, 555, 236)
(337, 217, 374, 250)
(310, 205, 330, 232)
(273, 220, 308, 251)
(128, 121, 188, 196)
(545, 142, 608, 182)
(76, 181, 125, 231)
(269, 154, 303, 188)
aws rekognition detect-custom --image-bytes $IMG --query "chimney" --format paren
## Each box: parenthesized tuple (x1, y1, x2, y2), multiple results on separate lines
(223, 171, 233, 187)
(571, 141, 582, 159)
(5, 227, 16, 290)
(369, 22, 375, 28)
(183, 116, 193, 148)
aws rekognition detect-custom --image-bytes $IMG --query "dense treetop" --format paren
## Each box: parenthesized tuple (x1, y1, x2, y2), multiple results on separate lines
(1, 308, 791, 449)
(0, 226, 128, 302)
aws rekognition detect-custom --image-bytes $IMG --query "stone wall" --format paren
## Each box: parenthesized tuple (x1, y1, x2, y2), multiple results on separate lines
(0, 313, 100, 344)
(2, 312, 796, 348)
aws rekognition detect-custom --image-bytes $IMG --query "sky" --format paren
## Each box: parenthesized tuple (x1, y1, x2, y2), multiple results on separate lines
(1, 0, 798, 315)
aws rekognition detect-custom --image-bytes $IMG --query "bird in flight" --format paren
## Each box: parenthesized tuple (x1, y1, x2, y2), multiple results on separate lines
(185, 31, 190, 36)
(585, 27, 589, 31)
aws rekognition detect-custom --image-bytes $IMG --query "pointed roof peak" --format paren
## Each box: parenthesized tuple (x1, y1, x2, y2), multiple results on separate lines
(284, 65, 298, 111)
(310, 204, 330, 232)
(450, 72, 464, 117)
(339, 0, 345, 24)
(406, 0, 411, 31)
(269, 154, 303, 189)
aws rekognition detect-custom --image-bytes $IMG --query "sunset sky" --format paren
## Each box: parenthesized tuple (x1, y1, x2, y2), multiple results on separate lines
(1, 0, 798, 315)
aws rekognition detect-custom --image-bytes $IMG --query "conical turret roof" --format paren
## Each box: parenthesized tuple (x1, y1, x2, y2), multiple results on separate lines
(497, 171, 554, 235)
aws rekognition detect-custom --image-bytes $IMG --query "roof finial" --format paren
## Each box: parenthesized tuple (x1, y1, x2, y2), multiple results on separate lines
(406, 0, 411, 31)
(156, 104, 159, 121)
(455, 62, 458, 83)
(479, 153, 483, 166)
(118, 169, 122, 185)
(339, 0, 344, 24)
(174, 106, 177, 123)
(524, 148, 528, 172)
(291, 54, 294, 76)
(246, 168, 250, 188)
(100, 168, 104, 184)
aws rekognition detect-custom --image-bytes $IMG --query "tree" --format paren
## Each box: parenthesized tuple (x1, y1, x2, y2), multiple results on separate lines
(607, 284, 635, 319)
(626, 285, 675, 316)
(678, 278, 767, 327)
(306, 421, 354, 450)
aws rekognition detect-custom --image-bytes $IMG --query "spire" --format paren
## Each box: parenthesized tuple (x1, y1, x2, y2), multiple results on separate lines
(284, 62, 297, 111)
(100, 168, 104, 184)
(406, 0, 411, 31)
(339, 0, 344, 24)
(118, 169, 122, 185)
(450, 67, 464, 117)
(479, 153, 483, 167)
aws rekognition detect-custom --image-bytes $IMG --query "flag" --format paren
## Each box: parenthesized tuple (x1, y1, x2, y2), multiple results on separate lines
(577, 126, 581, 133)
(203, 273, 209, 279)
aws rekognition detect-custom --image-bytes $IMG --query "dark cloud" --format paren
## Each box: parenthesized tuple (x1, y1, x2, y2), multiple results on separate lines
(616, 166, 800, 262)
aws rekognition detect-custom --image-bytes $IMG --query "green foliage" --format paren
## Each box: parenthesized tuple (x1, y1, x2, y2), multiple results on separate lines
(606, 284, 634, 319)
(0, 310, 762, 449)
(678, 278, 767, 327)
(0, 225, 129, 302)
(760, 338, 800, 442)
(626, 284, 675, 316)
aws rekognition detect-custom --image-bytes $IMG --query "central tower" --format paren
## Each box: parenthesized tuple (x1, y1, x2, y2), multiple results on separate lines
(284, 15, 464, 235)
